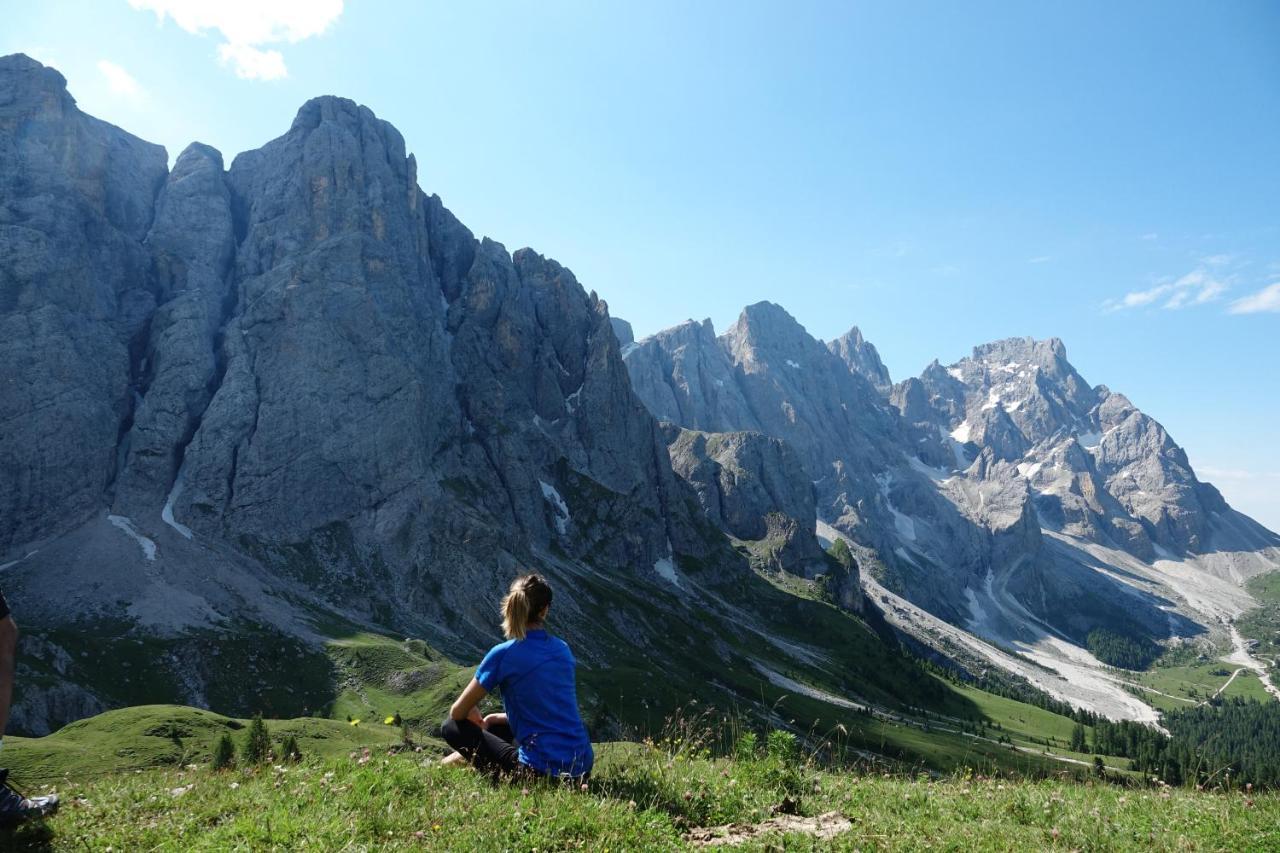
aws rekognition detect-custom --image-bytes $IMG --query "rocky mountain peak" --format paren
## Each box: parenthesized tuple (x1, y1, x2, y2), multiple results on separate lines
(609, 317, 634, 347)
(1, 53, 73, 109)
(827, 325, 892, 393)
(724, 301, 812, 358)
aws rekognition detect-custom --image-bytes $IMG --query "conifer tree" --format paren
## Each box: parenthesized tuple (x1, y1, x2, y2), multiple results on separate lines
(242, 714, 273, 765)
(281, 734, 303, 763)
(212, 733, 236, 770)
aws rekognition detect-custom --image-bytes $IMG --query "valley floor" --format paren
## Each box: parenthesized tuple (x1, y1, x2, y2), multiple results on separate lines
(5, 742, 1279, 851)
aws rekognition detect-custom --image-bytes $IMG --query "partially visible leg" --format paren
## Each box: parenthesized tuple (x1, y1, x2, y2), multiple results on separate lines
(485, 721, 515, 744)
(0, 613, 16, 740)
(0, 599, 57, 826)
(440, 718, 520, 777)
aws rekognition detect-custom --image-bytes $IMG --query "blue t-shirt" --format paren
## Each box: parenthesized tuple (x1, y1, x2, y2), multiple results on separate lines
(475, 629, 594, 777)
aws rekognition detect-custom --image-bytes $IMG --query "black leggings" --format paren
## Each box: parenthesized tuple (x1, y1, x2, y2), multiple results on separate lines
(441, 718, 591, 784)
(441, 718, 529, 779)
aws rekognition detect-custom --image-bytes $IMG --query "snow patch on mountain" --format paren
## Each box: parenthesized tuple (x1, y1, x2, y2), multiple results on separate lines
(1076, 431, 1101, 450)
(539, 480, 571, 535)
(876, 474, 917, 541)
(654, 540, 681, 587)
(107, 514, 156, 561)
(162, 471, 194, 540)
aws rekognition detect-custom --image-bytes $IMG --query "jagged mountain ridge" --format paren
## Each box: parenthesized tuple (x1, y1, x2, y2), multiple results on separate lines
(6, 54, 961, 742)
(2, 52, 1276, 735)
(0, 55, 700, 596)
(623, 306, 1280, 720)
(0, 54, 756, 732)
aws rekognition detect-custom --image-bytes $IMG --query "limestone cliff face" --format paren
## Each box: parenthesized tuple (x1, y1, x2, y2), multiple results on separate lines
(0, 57, 730, 736)
(0, 55, 168, 551)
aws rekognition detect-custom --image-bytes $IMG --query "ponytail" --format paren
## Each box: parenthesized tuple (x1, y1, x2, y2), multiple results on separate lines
(501, 573, 553, 640)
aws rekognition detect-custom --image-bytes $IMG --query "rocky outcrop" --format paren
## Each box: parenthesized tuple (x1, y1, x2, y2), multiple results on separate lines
(664, 426, 827, 577)
(609, 317, 634, 347)
(896, 336, 1272, 558)
(827, 326, 891, 393)
(112, 143, 236, 518)
(623, 318, 758, 432)
(625, 304, 955, 569)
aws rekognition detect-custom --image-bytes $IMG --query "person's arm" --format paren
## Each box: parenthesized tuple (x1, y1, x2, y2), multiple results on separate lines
(483, 712, 508, 728)
(449, 677, 488, 722)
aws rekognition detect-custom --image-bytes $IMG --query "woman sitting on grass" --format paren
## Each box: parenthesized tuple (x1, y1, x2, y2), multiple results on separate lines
(441, 573, 594, 782)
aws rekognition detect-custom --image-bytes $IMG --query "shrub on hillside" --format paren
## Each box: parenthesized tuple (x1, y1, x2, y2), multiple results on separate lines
(766, 730, 799, 763)
(281, 734, 303, 763)
(211, 733, 236, 771)
(242, 714, 273, 765)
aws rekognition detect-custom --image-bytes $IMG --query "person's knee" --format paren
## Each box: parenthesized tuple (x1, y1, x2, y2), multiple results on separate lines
(441, 717, 461, 744)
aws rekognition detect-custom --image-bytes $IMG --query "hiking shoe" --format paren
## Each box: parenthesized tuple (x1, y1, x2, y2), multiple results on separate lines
(0, 769, 59, 826)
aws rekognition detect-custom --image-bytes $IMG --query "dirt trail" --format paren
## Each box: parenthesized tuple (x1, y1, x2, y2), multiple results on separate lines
(1224, 626, 1280, 702)
(1206, 668, 1245, 703)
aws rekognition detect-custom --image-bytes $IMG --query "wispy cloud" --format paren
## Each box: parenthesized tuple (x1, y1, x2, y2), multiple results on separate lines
(216, 43, 287, 80)
(1028, 255, 1052, 264)
(1139, 232, 1159, 241)
(96, 59, 144, 98)
(127, 0, 344, 81)
(1103, 265, 1230, 313)
(1228, 282, 1280, 315)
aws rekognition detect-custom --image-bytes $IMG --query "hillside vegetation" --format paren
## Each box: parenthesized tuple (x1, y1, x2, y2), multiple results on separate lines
(5, 721, 1278, 851)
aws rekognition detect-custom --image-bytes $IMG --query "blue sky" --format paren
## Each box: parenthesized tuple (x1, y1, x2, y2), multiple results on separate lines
(6, 1, 1279, 530)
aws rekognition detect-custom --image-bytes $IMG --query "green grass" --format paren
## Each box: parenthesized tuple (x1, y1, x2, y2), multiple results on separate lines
(1127, 662, 1234, 708)
(5, 733, 1278, 850)
(324, 633, 476, 728)
(1220, 669, 1274, 704)
(2, 705, 405, 786)
(1239, 573, 1280, 667)
(15, 548, 1161, 787)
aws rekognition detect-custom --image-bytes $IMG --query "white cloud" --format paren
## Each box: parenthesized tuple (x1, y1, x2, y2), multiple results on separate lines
(1103, 266, 1230, 313)
(1228, 282, 1280, 315)
(217, 43, 287, 80)
(127, 0, 344, 80)
(96, 59, 144, 98)
(1028, 255, 1051, 264)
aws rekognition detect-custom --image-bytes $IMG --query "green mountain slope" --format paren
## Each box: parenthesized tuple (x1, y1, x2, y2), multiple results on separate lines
(5, 737, 1278, 851)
